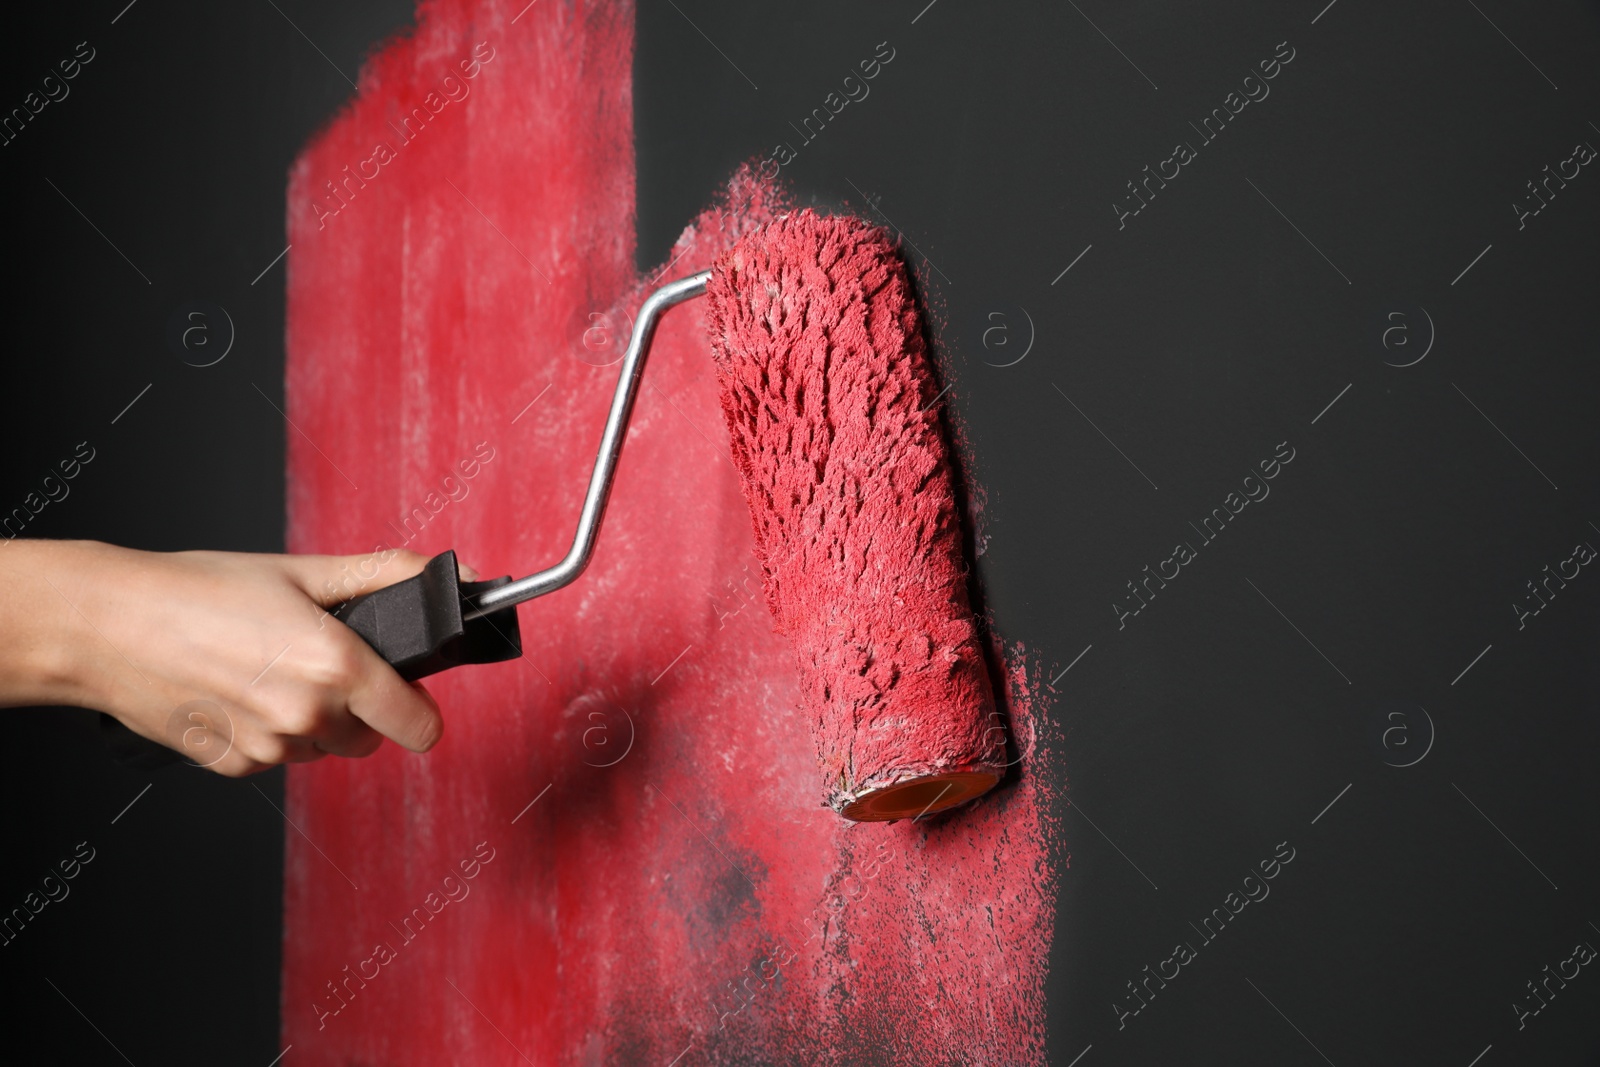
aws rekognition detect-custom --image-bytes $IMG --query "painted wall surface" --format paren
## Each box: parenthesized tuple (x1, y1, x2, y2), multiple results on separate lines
(281, 1, 1059, 1062)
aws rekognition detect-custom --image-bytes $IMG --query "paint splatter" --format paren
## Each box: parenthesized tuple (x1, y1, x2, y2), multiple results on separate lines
(280, 1, 1060, 1063)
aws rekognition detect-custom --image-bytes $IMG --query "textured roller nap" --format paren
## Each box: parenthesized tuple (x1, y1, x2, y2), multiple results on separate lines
(705, 211, 1004, 819)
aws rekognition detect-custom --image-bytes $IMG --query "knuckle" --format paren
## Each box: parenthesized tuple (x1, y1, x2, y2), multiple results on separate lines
(235, 730, 293, 768)
(207, 753, 265, 779)
(274, 700, 326, 738)
(302, 633, 368, 691)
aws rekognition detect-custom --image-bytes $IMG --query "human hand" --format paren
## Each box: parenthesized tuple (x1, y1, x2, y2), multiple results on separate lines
(1, 540, 474, 775)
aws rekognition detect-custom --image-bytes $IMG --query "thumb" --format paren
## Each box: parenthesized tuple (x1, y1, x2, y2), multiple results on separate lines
(284, 549, 483, 607)
(283, 549, 432, 609)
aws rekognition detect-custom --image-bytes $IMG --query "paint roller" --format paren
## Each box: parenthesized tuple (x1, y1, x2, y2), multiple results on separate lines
(105, 211, 1005, 821)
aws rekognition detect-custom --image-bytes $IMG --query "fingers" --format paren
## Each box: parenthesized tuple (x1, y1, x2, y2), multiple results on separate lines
(280, 549, 431, 609)
(206, 739, 325, 778)
(183, 548, 475, 776)
(307, 712, 385, 759)
(205, 750, 274, 778)
(346, 669, 444, 754)
(179, 724, 310, 778)
(257, 631, 442, 756)
(282, 548, 471, 754)
(203, 705, 400, 774)
(236, 734, 327, 766)
(300, 615, 446, 754)
(191, 691, 382, 774)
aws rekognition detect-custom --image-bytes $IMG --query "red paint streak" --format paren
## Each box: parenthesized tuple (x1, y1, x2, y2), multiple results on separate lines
(281, 2, 1059, 1062)
(706, 213, 1002, 815)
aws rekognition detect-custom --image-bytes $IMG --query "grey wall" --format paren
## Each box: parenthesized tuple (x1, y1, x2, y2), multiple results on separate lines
(637, 1, 1600, 1063)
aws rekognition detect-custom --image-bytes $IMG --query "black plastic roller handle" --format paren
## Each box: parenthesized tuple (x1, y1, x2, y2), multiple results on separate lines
(100, 550, 523, 769)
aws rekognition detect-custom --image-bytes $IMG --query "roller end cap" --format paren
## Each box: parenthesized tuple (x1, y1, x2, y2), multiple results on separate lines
(839, 768, 1002, 823)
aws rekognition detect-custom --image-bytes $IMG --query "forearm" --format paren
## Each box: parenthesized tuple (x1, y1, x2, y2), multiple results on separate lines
(0, 539, 107, 710)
